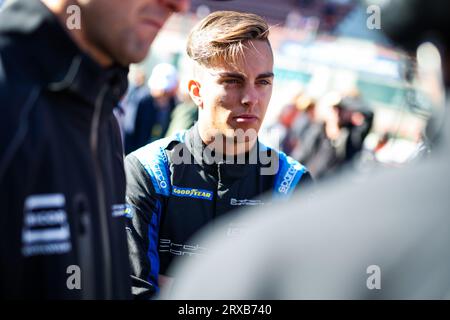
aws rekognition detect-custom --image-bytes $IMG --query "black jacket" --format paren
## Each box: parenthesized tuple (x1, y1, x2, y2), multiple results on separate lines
(125, 124, 312, 298)
(0, 0, 131, 299)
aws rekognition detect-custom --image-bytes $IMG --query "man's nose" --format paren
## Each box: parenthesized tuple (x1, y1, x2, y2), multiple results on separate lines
(160, 0, 191, 13)
(241, 85, 259, 109)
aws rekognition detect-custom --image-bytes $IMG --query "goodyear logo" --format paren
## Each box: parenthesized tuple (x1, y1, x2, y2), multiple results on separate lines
(172, 186, 213, 201)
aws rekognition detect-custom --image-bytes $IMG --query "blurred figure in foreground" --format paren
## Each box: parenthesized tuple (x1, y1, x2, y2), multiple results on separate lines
(0, 0, 189, 299)
(165, 0, 450, 299)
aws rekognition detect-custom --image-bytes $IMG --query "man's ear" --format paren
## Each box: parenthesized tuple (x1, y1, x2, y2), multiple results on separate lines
(188, 79, 203, 109)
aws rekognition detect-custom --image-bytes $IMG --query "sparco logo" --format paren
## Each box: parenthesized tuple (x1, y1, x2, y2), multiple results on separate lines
(278, 165, 297, 194)
(151, 163, 168, 190)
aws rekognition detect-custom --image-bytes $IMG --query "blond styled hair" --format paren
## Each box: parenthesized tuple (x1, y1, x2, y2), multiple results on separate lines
(186, 11, 271, 67)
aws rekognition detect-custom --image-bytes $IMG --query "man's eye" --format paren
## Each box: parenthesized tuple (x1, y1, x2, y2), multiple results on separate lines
(223, 79, 241, 84)
(258, 79, 271, 85)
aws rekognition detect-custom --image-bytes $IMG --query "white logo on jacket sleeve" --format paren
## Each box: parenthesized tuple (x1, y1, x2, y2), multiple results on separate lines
(112, 203, 133, 218)
(151, 162, 168, 190)
(230, 198, 265, 206)
(278, 165, 298, 194)
(159, 239, 207, 256)
(22, 194, 72, 257)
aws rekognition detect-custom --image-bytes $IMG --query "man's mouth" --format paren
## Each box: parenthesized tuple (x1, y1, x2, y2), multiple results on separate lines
(233, 114, 259, 123)
(141, 18, 163, 29)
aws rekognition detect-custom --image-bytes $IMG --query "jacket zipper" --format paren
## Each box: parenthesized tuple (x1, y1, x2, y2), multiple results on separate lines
(90, 84, 112, 299)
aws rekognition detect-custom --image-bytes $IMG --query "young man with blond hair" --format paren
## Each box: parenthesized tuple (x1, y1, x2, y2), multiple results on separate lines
(125, 10, 312, 299)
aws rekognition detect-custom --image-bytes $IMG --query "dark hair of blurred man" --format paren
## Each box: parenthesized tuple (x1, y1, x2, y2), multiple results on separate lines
(0, 0, 189, 299)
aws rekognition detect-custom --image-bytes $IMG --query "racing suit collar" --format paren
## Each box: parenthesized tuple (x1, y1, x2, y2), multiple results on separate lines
(0, 0, 128, 111)
(185, 123, 261, 180)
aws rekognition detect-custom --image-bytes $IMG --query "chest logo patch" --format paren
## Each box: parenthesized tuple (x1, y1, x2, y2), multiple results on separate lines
(172, 186, 213, 201)
(22, 193, 71, 257)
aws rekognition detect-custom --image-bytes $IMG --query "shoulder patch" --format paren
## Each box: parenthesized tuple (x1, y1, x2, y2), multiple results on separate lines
(131, 132, 185, 196)
(272, 149, 308, 199)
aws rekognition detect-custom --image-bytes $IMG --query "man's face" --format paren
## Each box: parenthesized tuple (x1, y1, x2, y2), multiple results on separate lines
(192, 40, 274, 142)
(78, 0, 190, 65)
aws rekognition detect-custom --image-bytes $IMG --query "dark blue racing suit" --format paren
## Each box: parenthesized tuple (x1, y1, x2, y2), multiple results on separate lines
(124, 124, 312, 298)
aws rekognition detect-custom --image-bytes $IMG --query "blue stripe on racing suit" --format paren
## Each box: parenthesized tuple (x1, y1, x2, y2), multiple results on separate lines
(132, 137, 173, 196)
(132, 131, 187, 293)
(146, 199, 162, 293)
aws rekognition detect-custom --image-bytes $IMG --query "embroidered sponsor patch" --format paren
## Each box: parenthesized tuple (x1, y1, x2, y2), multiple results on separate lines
(159, 239, 207, 256)
(143, 161, 169, 193)
(172, 186, 213, 201)
(112, 203, 133, 218)
(230, 198, 265, 206)
(278, 164, 299, 194)
(133, 140, 172, 197)
(22, 193, 72, 257)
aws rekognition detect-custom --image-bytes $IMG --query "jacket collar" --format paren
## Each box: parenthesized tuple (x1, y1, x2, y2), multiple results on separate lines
(0, 0, 128, 109)
(185, 123, 264, 181)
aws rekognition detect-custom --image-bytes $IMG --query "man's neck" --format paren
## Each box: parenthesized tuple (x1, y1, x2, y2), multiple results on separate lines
(41, 0, 113, 67)
(198, 122, 258, 156)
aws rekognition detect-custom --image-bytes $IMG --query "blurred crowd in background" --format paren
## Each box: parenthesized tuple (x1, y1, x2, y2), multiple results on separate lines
(116, 0, 439, 181)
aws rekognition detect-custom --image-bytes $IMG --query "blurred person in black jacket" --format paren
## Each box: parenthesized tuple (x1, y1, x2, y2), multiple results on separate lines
(336, 95, 374, 163)
(0, 0, 190, 299)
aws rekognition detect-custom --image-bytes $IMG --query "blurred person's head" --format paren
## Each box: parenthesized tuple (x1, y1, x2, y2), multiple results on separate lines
(129, 66, 146, 87)
(278, 89, 304, 128)
(41, 0, 190, 66)
(186, 10, 274, 154)
(148, 63, 179, 100)
(295, 94, 316, 121)
(334, 104, 354, 129)
(334, 96, 372, 129)
(325, 103, 341, 140)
